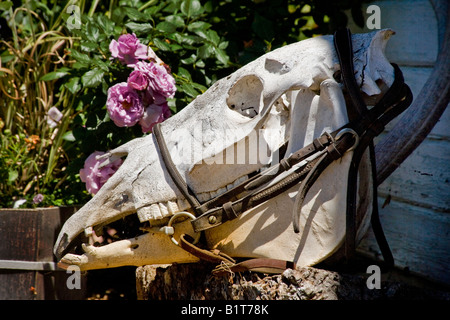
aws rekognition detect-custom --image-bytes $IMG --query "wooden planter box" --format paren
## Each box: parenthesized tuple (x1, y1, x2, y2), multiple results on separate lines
(0, 206, 87, 300)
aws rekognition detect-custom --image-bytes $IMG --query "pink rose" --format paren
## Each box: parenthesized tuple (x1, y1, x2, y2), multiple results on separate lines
(33, 194, 44, 204)
(109, 33, 155, 67)
(146, 62, 177, 99)
(128, 69, 148, 91)
(79, 151, 123, 195)
(106, 83, 144, 127)
(139, 102, 171, 133)
(127, 61, 176, 99)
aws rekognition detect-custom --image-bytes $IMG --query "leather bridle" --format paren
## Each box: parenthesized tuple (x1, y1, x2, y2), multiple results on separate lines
(152, 28, 413, 275)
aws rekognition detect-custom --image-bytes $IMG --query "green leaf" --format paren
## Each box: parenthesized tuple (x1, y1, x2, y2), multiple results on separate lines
(62, 131, 76, 142)
(177, 67, 192, 81)
(153, 38, 171, 51)
(101, 79, 109, 95)
(187, 21, 211, 32)
(195, 59, 205, 68)
(80, 40, 98, 52)
(197, 43, 214, 59)
(166, 15, 185, 28)
(92, 58, 109, 72)
(0, 1, 13, 11)
(96, 14, 115, 35)
(180, 83, 199, 98)
(193, 29, 208, 41)
(192, 82, 207, 92)
(69, 49, 91, 65)
(39, 67, 70, 81)
(126, 22, 154, 34)
(181, 54, 196, 65)
(173, 33, 200, 46)
(8, 170, 18, 183)
(64, 77, 81, 94)
(169, 43, 183, 52)
(181, 0, 203, 18)
(124, 7, 149, 22)
(0, 51, 14, 64)
(215, 48, 229, 65)
(206, 30, 220, 46)
(81, 68, 104, 88)
(219, 41, 229, 50)
(86, 21, 100, 42)
(156, 21, 176, 33)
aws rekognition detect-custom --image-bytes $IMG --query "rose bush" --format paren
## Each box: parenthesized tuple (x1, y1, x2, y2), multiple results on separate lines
(79, 31, 178, 193)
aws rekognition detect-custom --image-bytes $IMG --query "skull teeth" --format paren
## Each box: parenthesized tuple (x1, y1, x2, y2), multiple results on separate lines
(84, 226, 93, 237)
(166, 200, 179, 215)
(137, 203, 174, 222)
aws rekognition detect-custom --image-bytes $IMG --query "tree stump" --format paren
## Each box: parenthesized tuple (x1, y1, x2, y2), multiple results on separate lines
(135, 262, 450, 300)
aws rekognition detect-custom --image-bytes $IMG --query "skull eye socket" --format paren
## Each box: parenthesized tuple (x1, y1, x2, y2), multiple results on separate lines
(226, 75, 263, 118)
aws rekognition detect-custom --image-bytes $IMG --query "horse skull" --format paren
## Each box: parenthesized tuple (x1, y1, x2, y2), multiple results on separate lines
(54, 30, 396, 271)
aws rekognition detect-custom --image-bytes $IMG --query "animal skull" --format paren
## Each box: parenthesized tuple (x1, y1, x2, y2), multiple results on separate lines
(54, 30, 396, 271)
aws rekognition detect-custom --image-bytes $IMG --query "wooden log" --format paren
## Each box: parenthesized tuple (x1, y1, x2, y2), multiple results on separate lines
(375, 0, 449, 184)
(135, 262, 450, 300)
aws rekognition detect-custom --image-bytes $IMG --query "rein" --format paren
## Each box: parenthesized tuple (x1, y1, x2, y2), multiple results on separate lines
(152, 28, 413, 274)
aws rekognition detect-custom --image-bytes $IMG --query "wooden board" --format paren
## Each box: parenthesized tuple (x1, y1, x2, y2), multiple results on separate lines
(347, 0, 439, 66)
(377, 137, 450, 211)
(358, 198, 450, 285)
(348, 0, 449, 286)
(0, 207, 87, 300)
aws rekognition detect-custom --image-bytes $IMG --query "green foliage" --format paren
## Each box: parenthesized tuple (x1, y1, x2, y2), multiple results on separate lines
(0, 0, 85, 207)
(59, 0, 235, 192)
(204, 0, 366, 65)
(0, 0, 364, 208)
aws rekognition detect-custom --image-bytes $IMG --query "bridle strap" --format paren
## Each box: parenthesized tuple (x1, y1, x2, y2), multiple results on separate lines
(153, 123, 203, 214)
(333, 28, 367, 120)
(334, 29, 411, 267)
(179, 234, 296, 276)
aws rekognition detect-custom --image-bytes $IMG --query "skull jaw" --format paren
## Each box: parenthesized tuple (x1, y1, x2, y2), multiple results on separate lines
(57, 220, 199, 271)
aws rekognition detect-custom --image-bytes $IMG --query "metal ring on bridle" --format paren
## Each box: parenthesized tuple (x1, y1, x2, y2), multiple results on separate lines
(167, 212, 201, 246)
(335, 128, 359, 151)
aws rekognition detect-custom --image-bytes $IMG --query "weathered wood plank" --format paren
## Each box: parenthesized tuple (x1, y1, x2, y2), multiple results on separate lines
(0, 210, 40, 300)
(377, 137, 450, 210)
(358, 198, 450, 285)
(0, 208, 87, 300)
(347, 0, 439, 66)
(381, 66, 450, 139)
